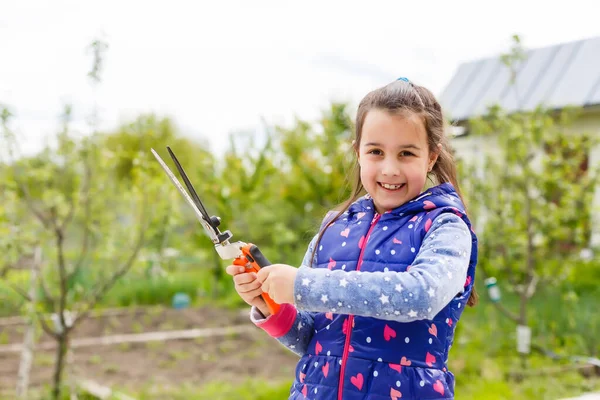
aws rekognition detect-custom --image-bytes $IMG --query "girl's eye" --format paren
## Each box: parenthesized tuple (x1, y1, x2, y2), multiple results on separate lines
(400, 151, 415, 157)
(367, 149, 383, 156)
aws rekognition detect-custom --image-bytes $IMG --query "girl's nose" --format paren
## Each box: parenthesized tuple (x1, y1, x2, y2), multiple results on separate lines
(381, 159, 400, 176)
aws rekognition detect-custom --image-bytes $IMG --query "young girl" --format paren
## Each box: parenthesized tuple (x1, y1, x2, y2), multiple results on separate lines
(226, 78, 478, 400)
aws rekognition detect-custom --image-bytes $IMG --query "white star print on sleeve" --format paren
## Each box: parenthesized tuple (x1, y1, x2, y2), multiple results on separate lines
(293, 213, 472, 322)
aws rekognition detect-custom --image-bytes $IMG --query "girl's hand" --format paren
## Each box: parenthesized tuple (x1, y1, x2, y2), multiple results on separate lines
(225, 264, 270, 317)
(256, 264, 298, 305)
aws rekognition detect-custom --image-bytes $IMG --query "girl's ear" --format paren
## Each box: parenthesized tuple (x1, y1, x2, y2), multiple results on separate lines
(428, 143, 442, 172)
(353, 140, 360, 160)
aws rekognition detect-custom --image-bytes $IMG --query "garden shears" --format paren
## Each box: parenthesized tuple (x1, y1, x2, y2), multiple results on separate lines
(150, 147, 281, 315)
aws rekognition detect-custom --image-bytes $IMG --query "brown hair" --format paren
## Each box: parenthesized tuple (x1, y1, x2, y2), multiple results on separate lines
(311, 79, 478, 307)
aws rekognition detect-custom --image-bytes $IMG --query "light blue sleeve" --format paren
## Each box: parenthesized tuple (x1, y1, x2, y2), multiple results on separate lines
(293, 213, 471, 322)
(250, 233, 319, 356)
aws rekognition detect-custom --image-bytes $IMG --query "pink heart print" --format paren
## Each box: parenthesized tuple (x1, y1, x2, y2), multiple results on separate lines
(322, 362, 329, 378)
(390, 388, 402, 399)
(389, 363, 402, 373)
(350, 373, 364, 390)
(433, 380, 445, 395)
(393, 237, 402, 244)
(425, 352, 436, 367)
(384, 324, 397, 341)
(423, 200, 436, 210)
(425, 218, 432, 232)
(340, 228, 350, 237)
(328, 258, 336, 270)
(428, 323, 437, 337)
(315, 341, 322, 355)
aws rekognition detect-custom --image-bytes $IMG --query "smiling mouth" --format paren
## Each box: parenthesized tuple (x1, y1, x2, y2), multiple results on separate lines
(379, 183, 405, 191)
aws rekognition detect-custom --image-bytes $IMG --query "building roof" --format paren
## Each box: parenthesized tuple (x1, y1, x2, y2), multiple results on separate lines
(439, 36, 600, 123)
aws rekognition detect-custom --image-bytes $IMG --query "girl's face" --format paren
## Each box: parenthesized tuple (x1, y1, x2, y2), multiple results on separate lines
(357, 109, 439, 214)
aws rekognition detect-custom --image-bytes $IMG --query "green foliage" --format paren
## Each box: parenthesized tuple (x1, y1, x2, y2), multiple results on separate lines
(4, 124, 166, 306)
(0, 107, 42, 282)
(132, 379, 293, 400)
(211, 103, 355, 270)
(0, 283, 25, 317)
(466, 104, 599, 284)
(458, 36, 600, 341)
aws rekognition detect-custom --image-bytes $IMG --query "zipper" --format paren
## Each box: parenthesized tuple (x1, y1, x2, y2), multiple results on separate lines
(337, 213, 381, 400)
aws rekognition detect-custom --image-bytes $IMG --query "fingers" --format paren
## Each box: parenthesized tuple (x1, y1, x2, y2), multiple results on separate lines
(227, 263, 276, 307)
(256, 265, 272, 282)
(233, 271, 258, 285)
(225, 264, 259, 286)
(225, 264, 247, 276)
(239, 287, 264, 299)
(234, 273, 262, 293)
(227, 268, 263, 300)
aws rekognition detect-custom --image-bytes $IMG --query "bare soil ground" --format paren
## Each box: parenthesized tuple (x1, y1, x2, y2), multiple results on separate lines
(0, 306, 299, 397)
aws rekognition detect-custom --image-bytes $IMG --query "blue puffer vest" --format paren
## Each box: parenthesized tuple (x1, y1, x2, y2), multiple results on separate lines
(289, 183, 477, 400)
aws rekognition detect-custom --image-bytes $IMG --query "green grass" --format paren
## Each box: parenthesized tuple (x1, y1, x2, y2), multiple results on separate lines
(119, 374, 600, 400)
(133, 379, 293, 400)
(449, 281, 600, 399)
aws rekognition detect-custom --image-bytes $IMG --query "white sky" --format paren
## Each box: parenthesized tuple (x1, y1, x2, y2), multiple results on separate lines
(1, 0, 599, 155)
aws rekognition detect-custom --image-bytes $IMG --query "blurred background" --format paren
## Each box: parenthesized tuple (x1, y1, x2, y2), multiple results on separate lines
(1, 1, 599, 399)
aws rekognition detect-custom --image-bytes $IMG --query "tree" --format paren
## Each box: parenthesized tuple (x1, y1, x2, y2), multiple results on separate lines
(460, 36, 600, 366)
(0, 106, 46, 399)
(1, 105, 171, 399)
(0, 38, 172, 399)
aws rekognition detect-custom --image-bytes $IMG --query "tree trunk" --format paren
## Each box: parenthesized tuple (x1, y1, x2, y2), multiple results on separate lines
(68, 347, 78, 400)
(16, 326, 35, 398)
(16, 246, 41, 398)
(519, 189, 534, 370)
(52, 333, 69, 400)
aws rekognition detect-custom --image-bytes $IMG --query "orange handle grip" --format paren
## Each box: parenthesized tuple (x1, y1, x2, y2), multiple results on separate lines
(233, 243, 281, 315)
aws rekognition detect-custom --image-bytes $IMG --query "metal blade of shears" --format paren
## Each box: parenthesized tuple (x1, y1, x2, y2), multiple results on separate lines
(150, 148, 221, 244)
(165, 147, 216, 229)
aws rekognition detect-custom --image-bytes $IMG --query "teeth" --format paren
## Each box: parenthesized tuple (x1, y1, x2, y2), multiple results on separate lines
(382, 183, 403, 190)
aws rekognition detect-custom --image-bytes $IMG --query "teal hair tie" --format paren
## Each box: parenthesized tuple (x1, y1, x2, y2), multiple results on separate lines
(396, 77, 409, 82)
